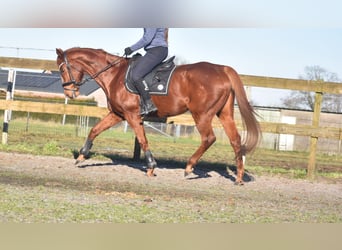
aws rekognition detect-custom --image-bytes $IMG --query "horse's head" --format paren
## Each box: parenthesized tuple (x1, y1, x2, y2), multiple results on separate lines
(56, 48, 84, 99)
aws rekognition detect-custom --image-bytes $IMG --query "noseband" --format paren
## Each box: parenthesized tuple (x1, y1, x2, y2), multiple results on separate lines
(58, 51, 124, 96)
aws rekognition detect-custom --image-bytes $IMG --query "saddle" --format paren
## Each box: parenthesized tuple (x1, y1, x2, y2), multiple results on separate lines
(125, 54, 176, 95)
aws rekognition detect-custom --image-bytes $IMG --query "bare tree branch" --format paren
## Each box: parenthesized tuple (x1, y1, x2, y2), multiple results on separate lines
(281, 65, 341, 112)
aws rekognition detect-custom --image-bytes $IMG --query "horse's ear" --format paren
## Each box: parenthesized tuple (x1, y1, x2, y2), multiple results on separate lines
(56, 48, 63, 57)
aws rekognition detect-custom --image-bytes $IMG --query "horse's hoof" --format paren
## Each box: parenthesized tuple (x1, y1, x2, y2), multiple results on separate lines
(234, 181, 244, 186)
(184, 169, 193, 177)
(146, 168, 156, 177)
(75, 155, 86, 165)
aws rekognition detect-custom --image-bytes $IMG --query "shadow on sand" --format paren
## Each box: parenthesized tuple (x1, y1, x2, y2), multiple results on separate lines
(72, 150, 254, 184)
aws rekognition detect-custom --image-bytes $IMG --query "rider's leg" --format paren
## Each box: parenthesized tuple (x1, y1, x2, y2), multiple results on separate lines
(131, 46, 168, 115)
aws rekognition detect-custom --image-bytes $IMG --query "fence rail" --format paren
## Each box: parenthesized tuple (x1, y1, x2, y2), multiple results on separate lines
(0, 99, 108, 118)
(1, 99, 342, 140)
(240, 74, 342, 94)
(168, 114, 342, 140)
(1, 56, 342, 179)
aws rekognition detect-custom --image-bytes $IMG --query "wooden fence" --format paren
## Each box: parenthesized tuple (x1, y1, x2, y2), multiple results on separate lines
(1, 56, 342, 179)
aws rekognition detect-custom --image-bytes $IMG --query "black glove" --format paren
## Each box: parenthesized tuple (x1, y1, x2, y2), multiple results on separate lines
(124, 47, 133, 56)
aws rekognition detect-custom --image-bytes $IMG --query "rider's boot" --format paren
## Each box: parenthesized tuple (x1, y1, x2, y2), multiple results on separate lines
(134, 80, 158, 115)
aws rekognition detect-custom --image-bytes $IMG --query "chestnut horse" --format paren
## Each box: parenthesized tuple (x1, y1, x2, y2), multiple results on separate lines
(56, 47, 261, 185)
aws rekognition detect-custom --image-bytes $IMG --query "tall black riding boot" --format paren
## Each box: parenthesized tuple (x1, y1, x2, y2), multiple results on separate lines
(134, 80, 158, 115)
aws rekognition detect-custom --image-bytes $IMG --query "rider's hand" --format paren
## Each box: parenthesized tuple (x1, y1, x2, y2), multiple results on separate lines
(124, 47, 133, 56)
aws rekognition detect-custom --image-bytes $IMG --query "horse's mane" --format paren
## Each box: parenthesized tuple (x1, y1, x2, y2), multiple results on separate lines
(66, 47, 120, 56)
(65, 47, 122, 63)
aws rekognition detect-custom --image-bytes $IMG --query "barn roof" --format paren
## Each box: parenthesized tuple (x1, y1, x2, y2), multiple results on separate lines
(0, 69, 99, 95)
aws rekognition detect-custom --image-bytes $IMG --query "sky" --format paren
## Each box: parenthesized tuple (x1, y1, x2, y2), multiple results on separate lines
(1, 1, 342, 106)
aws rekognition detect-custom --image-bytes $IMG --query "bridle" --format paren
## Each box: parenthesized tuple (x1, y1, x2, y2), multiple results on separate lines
(58, 51, 125, 97)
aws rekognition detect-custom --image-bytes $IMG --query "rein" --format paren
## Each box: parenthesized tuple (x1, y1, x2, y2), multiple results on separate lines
(59, 52, 125, 91)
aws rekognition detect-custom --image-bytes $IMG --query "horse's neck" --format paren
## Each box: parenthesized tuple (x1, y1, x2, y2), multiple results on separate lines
(80, 52, 117, 75)
(79, 51, 124, 93)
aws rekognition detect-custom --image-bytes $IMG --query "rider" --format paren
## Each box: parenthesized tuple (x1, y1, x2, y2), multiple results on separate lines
(124, 28, 169, 115)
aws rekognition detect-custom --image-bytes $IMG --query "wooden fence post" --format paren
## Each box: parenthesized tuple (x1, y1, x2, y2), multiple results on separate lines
(307, 90, 323, 179)
(2, 69, 16, 145)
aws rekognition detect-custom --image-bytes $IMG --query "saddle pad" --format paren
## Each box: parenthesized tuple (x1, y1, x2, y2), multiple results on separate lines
(125, 55, 176, 96)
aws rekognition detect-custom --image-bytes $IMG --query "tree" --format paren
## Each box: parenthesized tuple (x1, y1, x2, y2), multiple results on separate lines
(281, 65, 342, 112)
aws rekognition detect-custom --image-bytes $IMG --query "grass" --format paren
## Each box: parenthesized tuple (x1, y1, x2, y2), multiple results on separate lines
(0, 169, 233, 223)
(1, 172, 340, 223)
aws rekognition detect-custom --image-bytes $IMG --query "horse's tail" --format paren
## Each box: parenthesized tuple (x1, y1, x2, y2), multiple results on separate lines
(224, 66, 261, 154)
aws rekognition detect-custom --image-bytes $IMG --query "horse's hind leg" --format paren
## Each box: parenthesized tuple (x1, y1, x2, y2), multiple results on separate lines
(184, 115, 216, 176)
(76, 112, 123, 164)
(217, 97, 245, 185)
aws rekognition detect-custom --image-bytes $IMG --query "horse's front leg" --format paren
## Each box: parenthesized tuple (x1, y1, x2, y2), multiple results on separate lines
(126, 115, 157, 177)
(76, 112, 123, 164)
